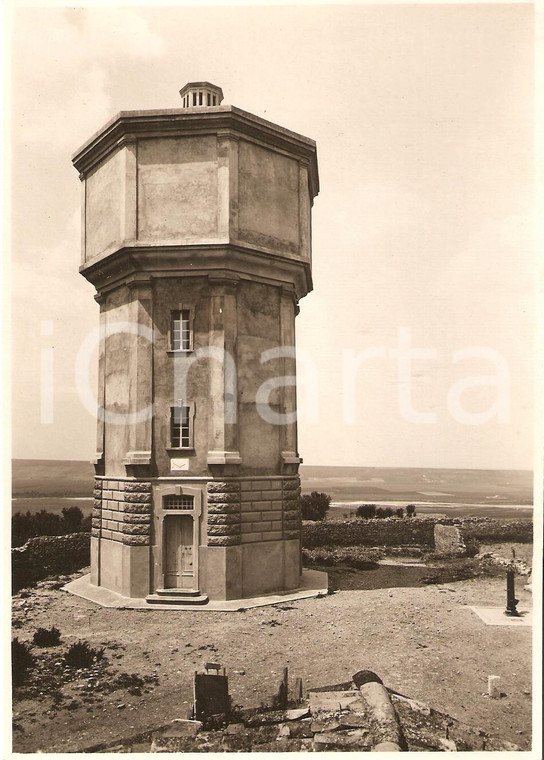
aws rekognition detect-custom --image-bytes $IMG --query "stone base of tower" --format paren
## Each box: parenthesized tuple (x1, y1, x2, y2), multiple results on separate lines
(199, 539, 301, 601)
(89, 474, 303, 604)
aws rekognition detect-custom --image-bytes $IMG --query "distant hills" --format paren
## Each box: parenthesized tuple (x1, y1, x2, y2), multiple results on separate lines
(11, 459, 532, 506)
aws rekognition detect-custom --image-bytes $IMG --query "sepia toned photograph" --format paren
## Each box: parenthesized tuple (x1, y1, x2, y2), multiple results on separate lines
(6, 1, 540, 755)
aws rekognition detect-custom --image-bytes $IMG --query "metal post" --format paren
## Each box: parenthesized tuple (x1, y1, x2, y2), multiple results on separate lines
(505, 569, 520, 616)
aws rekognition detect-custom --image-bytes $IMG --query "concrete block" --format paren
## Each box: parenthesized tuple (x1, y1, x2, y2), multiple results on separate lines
(261, 490, 282, 500)
(102, 529, 114, 540)
(241, 490, 262, 501)
(103, 510, 113, 521)
(240, 512, 254, 523)
(259, 521, 272, 531)
(262, 531, 282, 541)
(251, 501, 270, 511)
(240, 480, 253, 491)
(270, 521, 282, 531)
(268, 510, 282, 521)
(241, 532, 262, 543)
(252, 479, 272, 490)
(102, 490, 113, 500)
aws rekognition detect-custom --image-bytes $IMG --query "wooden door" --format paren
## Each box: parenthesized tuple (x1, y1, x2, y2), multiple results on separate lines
(164, 514, 194, 589)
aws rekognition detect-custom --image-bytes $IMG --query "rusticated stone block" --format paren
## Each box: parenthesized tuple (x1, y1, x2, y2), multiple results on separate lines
(125, 480, 152, 493)
(283, 498, 299, 510)
(207, 535, 240, 546)
(207, 513, 241, 525)
(93, 498, 102, 510)
(283, 479, 301, 491)
(122, 523, 151, 535)
(207, 502, 241, 515)
(207, 492, 241, 504)
(283, 529, 300, 539)
(125, 491, 151, 503)
(122, 534, 150, 546)
(92, 516, 101, 527)
(92, 506, 101, 517)
(284, 509, 300, 521)
(124, 502, 151, 514)
(207, 480, 241, 494)
(93, 488, 102, 499)
(123, 513, 151, 524)
(207, 524, 241, 536)
(91, 526, 101, 537)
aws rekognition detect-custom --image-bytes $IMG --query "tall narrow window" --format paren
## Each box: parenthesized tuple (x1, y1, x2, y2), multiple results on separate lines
(171, 309, 191, 350)
(170, 405, 191, 448)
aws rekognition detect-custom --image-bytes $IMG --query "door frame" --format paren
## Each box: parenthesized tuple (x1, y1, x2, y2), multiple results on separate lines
(152, 483, 202, 591)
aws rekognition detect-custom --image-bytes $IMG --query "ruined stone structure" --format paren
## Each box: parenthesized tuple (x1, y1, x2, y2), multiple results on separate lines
(73, 82, 319, 603)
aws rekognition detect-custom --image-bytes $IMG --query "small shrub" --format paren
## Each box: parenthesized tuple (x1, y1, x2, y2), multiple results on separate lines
(355, 504, 376, 519)
(375, 507, 394, 518)
(64, 641, 105, 669)
(12, 638, 35, 686)
(463, 537, 480, 558)
(396, 507, 405, 518)
(406, 504, 416, 518)
(303, 545, 383, 569)
(33, 626, 61, 647)
(300, 492, 331, 521)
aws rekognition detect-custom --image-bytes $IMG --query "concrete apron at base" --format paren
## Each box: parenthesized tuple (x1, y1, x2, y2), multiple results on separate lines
(62, 569, 328, 611)
(92, 536, 302, 602)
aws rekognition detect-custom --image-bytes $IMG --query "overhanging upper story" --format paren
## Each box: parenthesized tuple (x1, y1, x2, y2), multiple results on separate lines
(73, 104, 319, 300)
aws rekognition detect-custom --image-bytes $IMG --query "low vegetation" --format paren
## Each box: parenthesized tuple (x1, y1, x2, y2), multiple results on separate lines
(33, 626, 62, 647)
(355, 504, 416, 519)
(302, 546, 383, 569)
(299, 492, 331, 521)
(12, 506, 91, 547)
(64, 641, 105, 669)
(12, 638, 35, 687)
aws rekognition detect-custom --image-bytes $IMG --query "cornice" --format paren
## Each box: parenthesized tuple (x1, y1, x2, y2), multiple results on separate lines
(80, 244, 313, 302)
(72, 105, 319, 200)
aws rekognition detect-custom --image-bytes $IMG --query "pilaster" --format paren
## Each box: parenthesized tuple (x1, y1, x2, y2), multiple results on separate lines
(207, 274, 242, 471)
(123, 279, 154, 475)
(94, 293, 106, 475)
(279, 285, 301, 473)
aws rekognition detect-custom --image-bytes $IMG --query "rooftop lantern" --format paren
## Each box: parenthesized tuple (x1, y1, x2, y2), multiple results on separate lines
(179, 81, 224, 108)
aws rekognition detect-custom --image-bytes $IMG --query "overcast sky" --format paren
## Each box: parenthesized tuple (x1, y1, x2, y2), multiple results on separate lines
(10, 3, 534, 469)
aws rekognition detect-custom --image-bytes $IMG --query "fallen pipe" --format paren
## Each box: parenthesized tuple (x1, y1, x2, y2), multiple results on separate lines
(353, 670, 403, 752)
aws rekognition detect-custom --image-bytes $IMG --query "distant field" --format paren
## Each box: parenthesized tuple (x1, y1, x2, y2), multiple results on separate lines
(12, 459, 94, 498)
(300, 465, 533, 506)
(11, 460, 533, 521)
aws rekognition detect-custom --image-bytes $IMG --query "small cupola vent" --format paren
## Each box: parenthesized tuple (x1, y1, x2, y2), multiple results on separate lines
(179, 81, 224, 108)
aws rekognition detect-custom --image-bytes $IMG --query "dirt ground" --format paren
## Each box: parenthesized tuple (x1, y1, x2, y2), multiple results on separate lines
(12, 552, 533, 753)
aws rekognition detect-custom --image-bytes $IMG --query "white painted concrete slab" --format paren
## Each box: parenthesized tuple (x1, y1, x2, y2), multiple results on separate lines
(468, 606, 532, 627)
(63, 570, 329, 611)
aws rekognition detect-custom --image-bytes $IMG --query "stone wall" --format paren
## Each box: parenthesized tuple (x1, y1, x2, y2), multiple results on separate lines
(93, 478, 151, 546)
(302, 516, 533, 550)
(302, 518, 435, 549)
(433, 524, 466, 557)
(12, 533, 90, 591)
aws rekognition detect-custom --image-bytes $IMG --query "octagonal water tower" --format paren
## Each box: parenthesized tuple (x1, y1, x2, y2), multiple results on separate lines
(73, 83, 319, 604)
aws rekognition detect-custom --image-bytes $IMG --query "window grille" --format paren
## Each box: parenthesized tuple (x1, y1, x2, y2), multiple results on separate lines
(164, 495, 194, 510)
